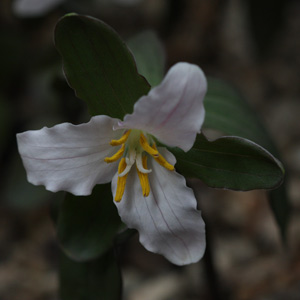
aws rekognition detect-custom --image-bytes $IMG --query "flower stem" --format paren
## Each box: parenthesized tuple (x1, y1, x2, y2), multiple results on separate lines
(202, 223, 229, 300)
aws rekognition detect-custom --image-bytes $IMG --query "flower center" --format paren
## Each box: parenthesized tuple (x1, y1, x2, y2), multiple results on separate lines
(104, 129, 174, 202)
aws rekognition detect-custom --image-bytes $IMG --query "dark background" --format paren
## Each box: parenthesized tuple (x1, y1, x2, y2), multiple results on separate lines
(0, 0, 299, 299)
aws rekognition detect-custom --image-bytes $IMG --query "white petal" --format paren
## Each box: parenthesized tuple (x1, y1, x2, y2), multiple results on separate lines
(115, 63, 207, 152)
(113, 148, 206, 265)
(17, 115, 121, 196)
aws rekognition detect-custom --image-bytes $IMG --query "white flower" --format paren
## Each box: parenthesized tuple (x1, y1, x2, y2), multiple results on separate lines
(17, 62, 207, 265)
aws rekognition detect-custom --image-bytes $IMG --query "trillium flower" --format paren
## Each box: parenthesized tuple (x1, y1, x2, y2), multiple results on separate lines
(17, 62, 207, 265)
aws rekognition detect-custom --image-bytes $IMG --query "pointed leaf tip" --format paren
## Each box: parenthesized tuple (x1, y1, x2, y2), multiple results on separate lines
(54, 14, 150, 118)
(203, 78, 289, 241)
(173, 134, 284, 191)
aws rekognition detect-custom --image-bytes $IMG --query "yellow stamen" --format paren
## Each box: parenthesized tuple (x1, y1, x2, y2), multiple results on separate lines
(152, 144, 175, 171)
(139, 133, 159, 157)
(115, 158, 128, 202)
(136, 155, 150, 197)
(104, 144, 125, 163)
(110, 130, 131, 146)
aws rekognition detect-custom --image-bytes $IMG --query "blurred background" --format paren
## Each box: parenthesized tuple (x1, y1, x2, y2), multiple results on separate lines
(0, 0, 300, 299)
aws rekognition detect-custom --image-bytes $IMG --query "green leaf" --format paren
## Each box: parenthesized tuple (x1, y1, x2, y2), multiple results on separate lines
(173, 134, 284, 191)
(204, 78, 274, 151)
(54, 14, 150, 118)
(127, 31, 165, 87)
(57, 183, 123, 261)
(203, 78, 290, 239)
(59, 249, 122, 300)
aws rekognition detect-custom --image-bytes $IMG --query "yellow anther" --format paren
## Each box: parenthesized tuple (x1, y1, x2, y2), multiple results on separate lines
(136, 155, 150, 197)
(139, 133, 159, 157)
(104, 144, 125, 163)
(115, 158, 128, 202)
(110, 130, 131, 146)
(154, 155, 175, 171)
(152, 144, 175, 171)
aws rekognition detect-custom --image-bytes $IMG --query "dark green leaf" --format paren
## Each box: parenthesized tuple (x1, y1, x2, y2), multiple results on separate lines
(55, 14, 150, 118)
(203, 78, 290, 239)
(127, 31, 165, 87)
(57, 183, 123, 261)
(269, 184, 291, 241)
(204, 78, 274, 152)
(60, 249, 122, 300)
(173, 134, 284, 191)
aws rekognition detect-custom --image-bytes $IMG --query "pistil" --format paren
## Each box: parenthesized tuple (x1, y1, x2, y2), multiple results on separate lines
(119, 149, 136, 177)
(136, 152, 151, 174)
(105, 129, 175, 202)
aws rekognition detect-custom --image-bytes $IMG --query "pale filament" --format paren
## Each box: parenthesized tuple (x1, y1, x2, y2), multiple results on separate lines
(136, 153, 152, 174)
(105, 129, 175, 202)
(119, 149, 136, 177)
